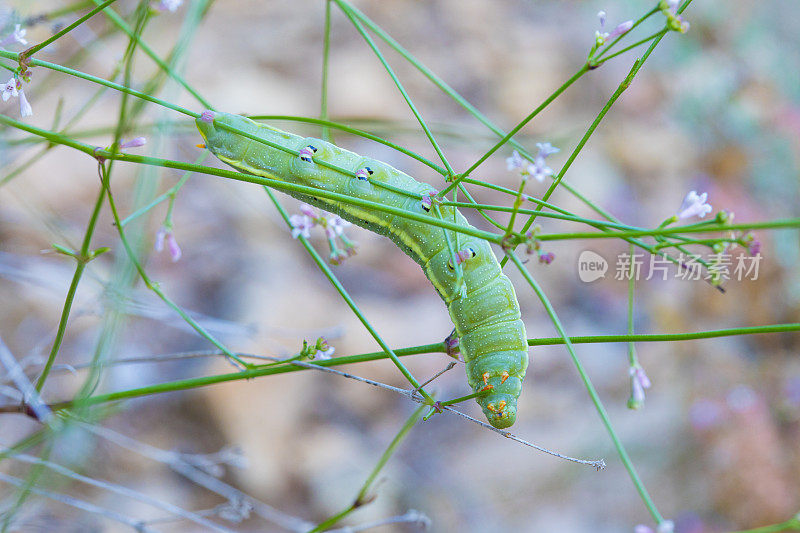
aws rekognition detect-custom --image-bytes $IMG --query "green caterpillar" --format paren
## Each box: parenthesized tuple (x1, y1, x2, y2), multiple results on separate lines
(196, 110, 529, 428)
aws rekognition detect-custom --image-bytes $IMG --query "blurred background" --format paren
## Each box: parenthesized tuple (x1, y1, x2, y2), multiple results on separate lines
(1, 1, 799, 531)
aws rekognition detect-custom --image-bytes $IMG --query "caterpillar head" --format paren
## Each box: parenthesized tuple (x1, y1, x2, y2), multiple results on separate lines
(478, 392, 517, 429)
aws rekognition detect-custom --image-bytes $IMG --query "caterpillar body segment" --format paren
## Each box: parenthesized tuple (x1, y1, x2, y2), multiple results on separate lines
(196, 111, 529, 428)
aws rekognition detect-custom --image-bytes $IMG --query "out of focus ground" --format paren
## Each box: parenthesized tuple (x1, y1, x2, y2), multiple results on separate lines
(1, 1, 799, 531)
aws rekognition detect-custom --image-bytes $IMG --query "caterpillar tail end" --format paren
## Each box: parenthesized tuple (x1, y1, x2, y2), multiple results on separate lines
(478, 392, 517, 429)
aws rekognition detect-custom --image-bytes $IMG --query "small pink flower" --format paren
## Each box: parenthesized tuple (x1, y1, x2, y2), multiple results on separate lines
(119, 137, 147, 149)
(538, 251, 555, 264)
(153, 226, 182, 263)
(300, 203, 319, 219)
(325, 216, 351, 239)
(749, 240, 761, 256)
(155, 0, 183, 12)
(628, 364, 651, 409)
(155, 227, 181, 262)
(166, 232, 181, 262)
(289, 214, 314, 239)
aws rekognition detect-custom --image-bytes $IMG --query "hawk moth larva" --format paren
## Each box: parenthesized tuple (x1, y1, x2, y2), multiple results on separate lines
(196, 111, 529, 428)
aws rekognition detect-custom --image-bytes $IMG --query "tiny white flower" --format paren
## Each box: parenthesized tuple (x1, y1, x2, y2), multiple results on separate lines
(18, 89, 32, 117)
(2, 77, 18, 101)
(326, 215, 351, 237)
(506, 150, 524, 172)
(656, 520, 675, 533)
(536, 142, 560, 158)
(156, 0, 183, 12)
(314, 346, 335, 359)
(11, 24, 27, 45)
(677, 190, 712, 219)
(595, 11, 633, 44)
(526, 142, 559, 182)
(289, 214, 314, 239)
(119, 136, 147, 149)
(628, 364, 651, 409)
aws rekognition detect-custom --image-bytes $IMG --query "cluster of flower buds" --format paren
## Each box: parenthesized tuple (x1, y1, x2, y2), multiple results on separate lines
(627, 363, 652, 410)
(155, 225, 182, 262)
(523, 226, 555, 265)
(659, 0, 690, 33)
(300, 337, 335, 360)
(289, 204, 358, 265)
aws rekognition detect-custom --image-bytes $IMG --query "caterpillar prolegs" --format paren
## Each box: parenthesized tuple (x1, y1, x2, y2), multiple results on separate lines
(196, 111, 529, 428)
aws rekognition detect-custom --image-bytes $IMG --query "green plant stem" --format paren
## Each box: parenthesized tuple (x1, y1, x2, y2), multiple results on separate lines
(3, 321, 797, 416)
(536, 219, 800, 240)
(334, 0, 454, 176)
(320, 0, 333, 143)
(733, 513, 800, 533)
(1, 111, 508, 245)
(506, 252, 663, 523)
(593, 7, 661, 60)
(97, 162, 249, 369)
(88, 0, 212, 108)
(20, 0, 119, 59)
(265, 188, 434, 402)
(0, 50, 198, 117)
(307, 405, 425, 533)
(627, 243, 637, 367)
(440, 64, 588, 197)
(34, 188, 106, 392)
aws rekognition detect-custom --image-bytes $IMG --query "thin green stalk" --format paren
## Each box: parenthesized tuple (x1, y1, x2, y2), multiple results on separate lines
(248, 115, 448, 175)
(733, 513, 800, 533)
(506, 252, 664, 524)
(307, 405, 425, 533)
(320, 0, 333, 142)
(20, 0, 120, 59)
(0, 50, 198, 117)
(596, 29, 668, 66)
(89, 0, 212, 108)
(627, 243, 637, 367)
(593, 6, 661, 61)
(265, 188, 434, 402)
(0, 114, 504, 244)
(4, 322, 798, 417)
(334, 0, 455, 176)
(34, 188, 106, 392)
(440, 65, 589, 197)
(26, 0, 96, 24)
(119, 153, 205, 227)
(537, 219, 800, 240)
(97, 162, 249, 369)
